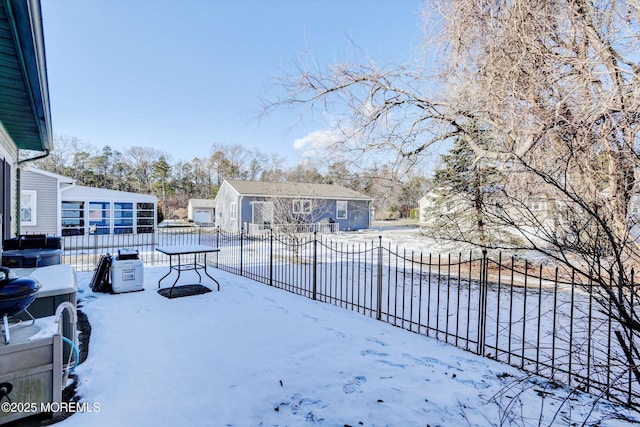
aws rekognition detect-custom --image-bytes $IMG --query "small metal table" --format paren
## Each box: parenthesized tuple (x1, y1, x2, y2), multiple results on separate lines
(156, 245, 221, 297)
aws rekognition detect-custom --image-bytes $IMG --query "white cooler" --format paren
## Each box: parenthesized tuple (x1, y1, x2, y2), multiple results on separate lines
(111, 249, 144, 293)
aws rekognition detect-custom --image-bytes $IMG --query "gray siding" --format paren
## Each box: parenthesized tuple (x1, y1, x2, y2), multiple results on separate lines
(214, 181, 240, 232)
(240, 196, 370, 231)
(240, 196, 254, 231)
(288, 199, 370, 231)
(21, 169, 58, 235)
(215, 180, 372, 232)
(334, 199, 371, 231)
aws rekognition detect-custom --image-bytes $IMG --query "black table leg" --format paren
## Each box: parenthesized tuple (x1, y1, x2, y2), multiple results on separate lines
(193, 254, 203, 283)
(203, 253, 220, 291)
(158, 254, 175, 288)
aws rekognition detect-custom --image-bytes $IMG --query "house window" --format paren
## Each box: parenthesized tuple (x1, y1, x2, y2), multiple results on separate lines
(292, 199, 312, 214)
(89, 201, 110, 235)
(62, 201, 85, 236)
(336, 200, 348, 219)
(137, 202, 155, 234)
(230, 202, 237, 220)
(20, 190, 37, 226)
(528, 200, 546, 211)
(252, 202, 274, 226)
(114, 202, 134, 234)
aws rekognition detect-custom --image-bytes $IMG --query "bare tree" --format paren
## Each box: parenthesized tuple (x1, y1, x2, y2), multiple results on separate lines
(439, 2, 640, 387)
(125, 146, 167, 193)
(32, 135, 94, 178)
(259, 153, 287, 182)
(267, 0, 640, 405)
(286, 161, 325, 184)
(253, 183, 343, 263)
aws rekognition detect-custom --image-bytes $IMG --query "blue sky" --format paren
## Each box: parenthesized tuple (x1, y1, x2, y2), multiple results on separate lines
(41, 0, 425, 166)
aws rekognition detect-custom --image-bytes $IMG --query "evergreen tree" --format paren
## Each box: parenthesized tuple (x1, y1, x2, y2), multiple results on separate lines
(152, 156, 172, 217)
(426, 127, 500, 248)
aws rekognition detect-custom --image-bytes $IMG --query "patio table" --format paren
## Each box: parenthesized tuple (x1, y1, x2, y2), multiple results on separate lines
(156, 245, 220, 297)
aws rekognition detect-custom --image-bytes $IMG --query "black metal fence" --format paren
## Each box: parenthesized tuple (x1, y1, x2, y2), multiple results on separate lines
(62, 226, 640, 407)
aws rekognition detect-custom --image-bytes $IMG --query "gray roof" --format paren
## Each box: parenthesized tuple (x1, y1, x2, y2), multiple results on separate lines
(225, 180, 372, 201)
(189, 198, 216, 208)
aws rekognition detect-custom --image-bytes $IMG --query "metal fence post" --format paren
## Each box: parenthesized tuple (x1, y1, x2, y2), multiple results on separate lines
(377, 236, 383, 320)
(93, 232, 98, 261)
(477, 249, 488, 356)
(211, 227, 219, 268)
(269, 229, 274, 286)
(151, 229, 157, 265)
(312, 231, 318, 300)
(240, 229, 244, 277)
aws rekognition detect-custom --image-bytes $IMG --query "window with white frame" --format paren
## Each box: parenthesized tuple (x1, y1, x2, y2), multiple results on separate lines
(136, 202, 155, 234)
(61, 201, 85, 236)
(89, 201, 110, 235)
(114, 202, 134, 234)
(527, 199, 546, 211)
(230, 202, 237, 220)
(252, 201, 274, 226)
(20, 190, 37, 226)
(292, 199, 312, 214)
(336, 200, 348, 219)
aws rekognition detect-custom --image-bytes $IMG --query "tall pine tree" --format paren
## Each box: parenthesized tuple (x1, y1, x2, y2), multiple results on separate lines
(424, 128, 500, 248)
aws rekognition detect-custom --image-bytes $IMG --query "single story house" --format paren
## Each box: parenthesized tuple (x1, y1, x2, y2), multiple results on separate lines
(419, 184, 640, 248)
(20, 167, 158, 236)
(187, 198, 215, 224)
(213, 179, 373, 233)
(0, 0, 52, 242)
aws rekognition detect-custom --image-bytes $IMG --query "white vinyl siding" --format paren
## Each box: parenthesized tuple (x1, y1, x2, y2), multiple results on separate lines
(20, 169, 59, 235)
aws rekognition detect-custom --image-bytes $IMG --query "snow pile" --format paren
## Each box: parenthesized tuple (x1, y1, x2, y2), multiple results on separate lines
(57, 266, 638, 426)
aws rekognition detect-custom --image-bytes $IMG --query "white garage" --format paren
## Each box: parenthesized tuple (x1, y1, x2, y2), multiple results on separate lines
(187, 199, 216, 225)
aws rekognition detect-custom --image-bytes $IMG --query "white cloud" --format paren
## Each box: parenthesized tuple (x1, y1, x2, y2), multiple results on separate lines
(292, 128, 344, 158)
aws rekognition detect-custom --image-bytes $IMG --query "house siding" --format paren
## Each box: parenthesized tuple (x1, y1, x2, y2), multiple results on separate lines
(214, 181, 241, 232)
(338, 199, 370, 231)
(240, 196, 254, 231)
(0, 123, 18, 239)
(214, 179, 373, 233)
(20, 169, 59, 235)
(238, 196, 370, 232)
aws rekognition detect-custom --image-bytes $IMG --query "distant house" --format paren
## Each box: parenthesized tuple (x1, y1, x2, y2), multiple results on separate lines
(188, 199, 215, 224)
(418, 186, 549, 244)
(20, 167, 157, 237)
(213, 179, 373, 233)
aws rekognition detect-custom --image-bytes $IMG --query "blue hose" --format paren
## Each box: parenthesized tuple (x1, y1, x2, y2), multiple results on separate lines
(61, 336, 79, 373)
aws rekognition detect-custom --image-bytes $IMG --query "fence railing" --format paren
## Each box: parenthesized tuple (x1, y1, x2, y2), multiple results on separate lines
(247, 221, 339, 235)
(61, 226, 640, 408)
(61, 226, 211, 270)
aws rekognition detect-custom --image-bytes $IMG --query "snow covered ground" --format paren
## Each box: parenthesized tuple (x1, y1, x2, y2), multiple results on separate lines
(55, 265, 640, 427)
